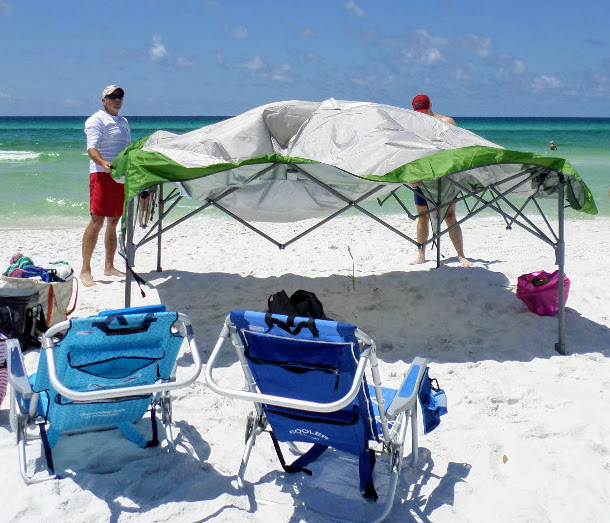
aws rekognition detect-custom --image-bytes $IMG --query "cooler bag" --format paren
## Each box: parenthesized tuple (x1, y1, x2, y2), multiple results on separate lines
(0, 288, 43, 348)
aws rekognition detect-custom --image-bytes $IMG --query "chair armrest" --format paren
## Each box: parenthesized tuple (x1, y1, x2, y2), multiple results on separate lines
(205, 321, 372, 413)
(385, 357, 428, 418)
(6, 339, 33, 398)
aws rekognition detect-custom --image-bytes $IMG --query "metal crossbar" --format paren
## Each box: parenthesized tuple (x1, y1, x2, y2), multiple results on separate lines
(123, 165, 568, 353)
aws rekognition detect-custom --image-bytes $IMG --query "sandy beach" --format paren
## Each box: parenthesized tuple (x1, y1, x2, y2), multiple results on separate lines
(1, 214, 609, 522)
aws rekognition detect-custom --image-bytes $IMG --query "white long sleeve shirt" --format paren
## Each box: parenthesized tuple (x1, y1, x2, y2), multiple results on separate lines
(84, 110, 131, 173)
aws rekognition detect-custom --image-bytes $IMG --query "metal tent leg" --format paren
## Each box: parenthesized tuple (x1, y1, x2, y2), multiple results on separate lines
(436, 179, 442, 268)
(157, 185, 163, 272)
(124, 197, 135, 308)
(555, 176, 566, 354)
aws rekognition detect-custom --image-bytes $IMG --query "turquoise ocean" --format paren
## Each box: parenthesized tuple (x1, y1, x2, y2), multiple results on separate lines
(0, 116, 608, 228)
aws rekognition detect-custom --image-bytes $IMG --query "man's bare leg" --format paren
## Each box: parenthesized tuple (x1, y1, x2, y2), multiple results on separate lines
(104, 216, 126, 277)
(81, 215, 104, 287)
(410, 205, 430, 265)
(445, 204, 473, 267)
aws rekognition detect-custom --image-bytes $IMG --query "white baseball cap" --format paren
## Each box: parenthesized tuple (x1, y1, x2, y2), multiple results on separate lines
(102, 85, 124, 98)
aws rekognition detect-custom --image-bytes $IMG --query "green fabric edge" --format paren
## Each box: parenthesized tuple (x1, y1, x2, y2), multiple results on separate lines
(112, 137, 317, 207)
(112, 141, 597, 215)
(361, 146, 597, 215)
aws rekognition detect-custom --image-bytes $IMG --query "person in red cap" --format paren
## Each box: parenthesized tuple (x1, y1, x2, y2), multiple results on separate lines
(409, 94, 472, 267)
(411, 93, 457, 125)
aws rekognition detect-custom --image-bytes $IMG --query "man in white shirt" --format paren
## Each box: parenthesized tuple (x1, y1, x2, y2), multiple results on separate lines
(80, 85, 131, 287)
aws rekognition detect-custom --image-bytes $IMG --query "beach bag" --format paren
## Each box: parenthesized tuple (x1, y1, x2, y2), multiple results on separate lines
(0, 288, 44, 349)
(1, 273, 78, 329)
(0, 331, 8, 407)
(268, 290, 328, 320)
(516, 270, 570, 317)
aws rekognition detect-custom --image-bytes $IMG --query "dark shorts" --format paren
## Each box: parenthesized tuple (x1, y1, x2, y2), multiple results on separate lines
(89, 172, 125, 217)
(413, 187, 427, 207)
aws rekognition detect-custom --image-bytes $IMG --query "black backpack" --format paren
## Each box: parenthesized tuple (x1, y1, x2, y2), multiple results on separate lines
(268, 290, 328, 320)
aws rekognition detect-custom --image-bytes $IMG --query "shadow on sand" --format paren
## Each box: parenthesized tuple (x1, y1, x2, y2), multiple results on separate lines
(148, 266, 610, 366)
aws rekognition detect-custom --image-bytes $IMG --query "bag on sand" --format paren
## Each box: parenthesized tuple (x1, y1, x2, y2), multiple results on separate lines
(0, 288, 44, 349)
(1, 273, 78, 329)
(516, 270, 570, 317)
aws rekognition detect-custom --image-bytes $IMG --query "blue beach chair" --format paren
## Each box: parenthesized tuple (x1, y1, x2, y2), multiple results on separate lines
(205, 311, 447, 522)
(7, 305, 202, 484)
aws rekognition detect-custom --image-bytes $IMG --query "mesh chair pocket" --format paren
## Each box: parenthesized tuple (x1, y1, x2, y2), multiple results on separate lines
(68, 354, 162, 380)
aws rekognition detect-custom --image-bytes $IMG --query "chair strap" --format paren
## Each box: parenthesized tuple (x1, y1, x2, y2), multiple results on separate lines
(117, 408, 159, 448)
(39, 423, 57, 476)
(268, 431, 327, 476)
(264, 313, 319, 337)
(268, 430, 378, 500)
(359, 447, 378, 501)
(92, 313, 157, 336)
(146, 407, 160, 448)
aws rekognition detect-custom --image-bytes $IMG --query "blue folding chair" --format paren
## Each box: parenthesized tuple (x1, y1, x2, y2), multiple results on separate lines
(205, 311, 447, 522)
(7, 305, 202, 484)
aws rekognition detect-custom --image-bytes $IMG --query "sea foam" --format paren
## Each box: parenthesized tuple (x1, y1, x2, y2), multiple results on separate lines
(0, 150, 41, 161)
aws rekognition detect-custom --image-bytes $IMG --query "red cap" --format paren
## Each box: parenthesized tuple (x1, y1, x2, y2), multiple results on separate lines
(412, 94, 431, 112)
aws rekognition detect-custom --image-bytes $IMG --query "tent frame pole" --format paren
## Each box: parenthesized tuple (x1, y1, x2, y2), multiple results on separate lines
(122, 165, 571, 354)
(556, 175, 566, 354)
(156, 184, 163, 272)
(124, 197, 135, 308)
(436, 179, 442, 268)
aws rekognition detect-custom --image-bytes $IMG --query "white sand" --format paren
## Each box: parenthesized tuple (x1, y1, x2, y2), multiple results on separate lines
(1, 214, 609, 522)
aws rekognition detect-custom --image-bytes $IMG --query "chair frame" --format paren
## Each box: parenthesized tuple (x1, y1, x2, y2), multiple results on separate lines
(205, 313, 428, 523)
(8, 312, 202, 484)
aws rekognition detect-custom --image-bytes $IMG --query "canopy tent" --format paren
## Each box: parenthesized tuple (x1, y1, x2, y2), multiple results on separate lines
(113, 99, 597, 354)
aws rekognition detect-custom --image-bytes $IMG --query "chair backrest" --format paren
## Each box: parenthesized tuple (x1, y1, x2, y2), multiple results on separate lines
(0, 331, 8, 407)
(33, 311, 184, 432)
(229, 310, 378, 456)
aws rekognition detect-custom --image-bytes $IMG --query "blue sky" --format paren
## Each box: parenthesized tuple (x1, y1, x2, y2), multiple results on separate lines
(1, 0, 608, 117)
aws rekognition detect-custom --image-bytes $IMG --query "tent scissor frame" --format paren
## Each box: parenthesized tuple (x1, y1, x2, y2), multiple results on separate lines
(123, 162, 567, 354)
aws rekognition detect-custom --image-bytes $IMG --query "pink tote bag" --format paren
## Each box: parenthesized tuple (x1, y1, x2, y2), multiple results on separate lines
(516, 270, 570, 316)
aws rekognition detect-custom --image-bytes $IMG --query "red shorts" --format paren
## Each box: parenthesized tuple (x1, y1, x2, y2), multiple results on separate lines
(89, 172, 125, 217)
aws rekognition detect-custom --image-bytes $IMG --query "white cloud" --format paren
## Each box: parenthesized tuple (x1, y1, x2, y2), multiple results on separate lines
(401, 47, 444, 65)
(150, 34, 168, 62)
(343, 1, 364, 18)
(413, 29, 447, 47)
(397, 29, 448, 65)
(0, 91, 12, 99)
(241, 54, 265, 71)
(227, 25, 249, 39)
(513, 59, 526, 74)
(459, 34, 493, 58)
(531, 74, 561, 91)
(299, 27, 314, 37)
(176, 57, 195, 68)
(0, 1, 12, 15)
(63, 98, 82, 107)
(456, 68, 467, 81)
(271, 72, 293, 83)
(352, 74, 376, 86)
(270, 63, 293, 83)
